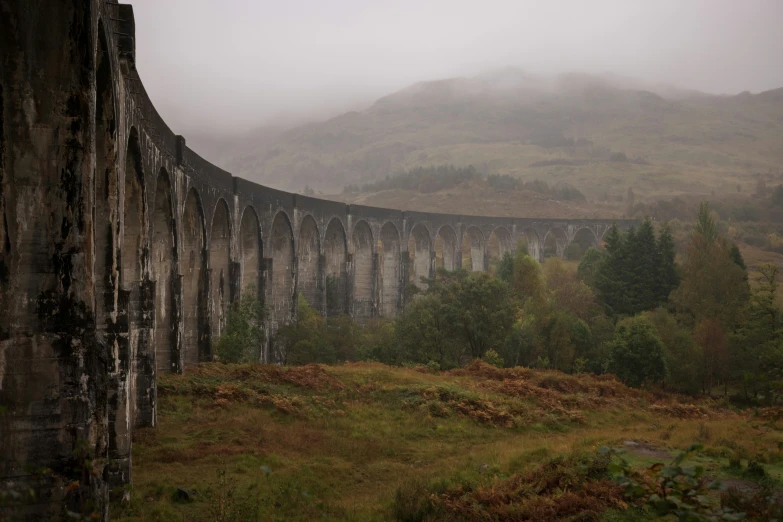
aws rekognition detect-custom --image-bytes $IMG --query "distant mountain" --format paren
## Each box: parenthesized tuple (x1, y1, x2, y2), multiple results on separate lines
(219, 69, 783, 200)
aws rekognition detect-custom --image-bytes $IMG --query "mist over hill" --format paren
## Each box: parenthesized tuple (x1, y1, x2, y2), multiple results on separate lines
(202, 69, 783, 201)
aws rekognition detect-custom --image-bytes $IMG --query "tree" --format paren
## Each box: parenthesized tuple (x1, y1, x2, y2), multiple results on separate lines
(438, 272, 515, 359)
(625, 220, 660, 312)
(543, 258, 598, 321)
(694, 318, 729, 395)
(694, 201, 717, 244)
(495, 251, 514, 284)
(594, 220, 676, 317)
(607, 315, 666, 388)
(670, 233, 749, 328)
(279, 295, 332, 365)
(394, 294, 455, 367)
(511, 251, 546, 307)
(656, 222, 680, 300)
(215, 287, 266, 363)
(731, 264, 783, 400)
(577, 247, 605, 287)
(646, 308, 703, 395)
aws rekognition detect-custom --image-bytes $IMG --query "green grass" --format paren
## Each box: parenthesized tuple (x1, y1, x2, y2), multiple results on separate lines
(111, 362, 782, 521)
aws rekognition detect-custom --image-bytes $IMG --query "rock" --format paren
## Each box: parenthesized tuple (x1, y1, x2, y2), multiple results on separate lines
(623, 440, 639, 447)
(173, 487, 195, 503)
(479, 464, 488, 471)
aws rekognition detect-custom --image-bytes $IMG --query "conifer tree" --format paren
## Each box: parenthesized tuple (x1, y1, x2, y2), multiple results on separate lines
(656, 222, 680, 301)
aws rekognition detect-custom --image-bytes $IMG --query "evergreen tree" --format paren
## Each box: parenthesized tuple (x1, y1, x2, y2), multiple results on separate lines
(731, 264, 783, 400)
(577, 247, 605, 288)
(656, 222, 680, 301)
(729, 243, 748, 282)
(694, 201, 717, 244)
(627, 220, 660, 312)
(594, 220, 679, 317)
(594, 225, 632, 316)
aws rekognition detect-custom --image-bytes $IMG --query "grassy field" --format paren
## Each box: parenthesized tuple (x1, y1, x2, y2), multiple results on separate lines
(112, 362, 783, 521)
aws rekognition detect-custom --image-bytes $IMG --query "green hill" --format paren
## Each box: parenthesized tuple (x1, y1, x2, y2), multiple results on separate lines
(224, 70, 783, 202)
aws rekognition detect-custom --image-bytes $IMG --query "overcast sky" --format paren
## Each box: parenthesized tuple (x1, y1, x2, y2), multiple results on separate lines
(131, 0, 783, 134)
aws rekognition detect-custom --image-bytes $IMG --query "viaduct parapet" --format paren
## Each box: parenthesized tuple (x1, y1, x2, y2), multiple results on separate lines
(0, 2, 633, 518)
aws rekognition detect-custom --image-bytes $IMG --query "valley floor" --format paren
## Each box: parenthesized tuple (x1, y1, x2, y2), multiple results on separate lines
(113, 362, 782, 521)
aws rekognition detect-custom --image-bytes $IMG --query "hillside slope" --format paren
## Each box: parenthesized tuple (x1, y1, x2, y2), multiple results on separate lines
(224, 70, 783, 199)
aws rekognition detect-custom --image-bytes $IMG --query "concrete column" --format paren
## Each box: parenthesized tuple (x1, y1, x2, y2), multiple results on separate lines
(202, 267, 213, 362)
(173, 273, 185, 373)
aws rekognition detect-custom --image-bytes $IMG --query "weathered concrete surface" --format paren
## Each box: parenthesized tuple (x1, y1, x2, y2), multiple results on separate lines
(0, 0, 634, 518)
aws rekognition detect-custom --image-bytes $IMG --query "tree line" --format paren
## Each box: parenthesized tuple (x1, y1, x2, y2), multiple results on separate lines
(217, 202, 783, 403)
(343, 164, 585, 202)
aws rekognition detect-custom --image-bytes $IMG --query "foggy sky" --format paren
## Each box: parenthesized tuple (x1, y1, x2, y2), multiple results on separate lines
(131, 0, 783, 134)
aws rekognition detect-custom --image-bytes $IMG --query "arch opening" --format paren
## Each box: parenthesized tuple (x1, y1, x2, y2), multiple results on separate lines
(240, 207, 262, 304)
(324, 218, 348, 316)
(121, 128, 145, 437)
(209, 199, 231, 342)
(407, 223, 431, 289)
(297, 216, 320, 311)
(434, 225, 458, 273)
(543, 228, 568, 259)
(151, 169, 175, 373)
(351, 221, 374, 318)
(521, 228, 541, 261)
(270, 212, 295, 334)
(461, 226, 485, 272)
(487, 227, 512, 274)
(378, 222, 401, 317)
(568, 228, 599, 260)
(183, 188, 205, 367)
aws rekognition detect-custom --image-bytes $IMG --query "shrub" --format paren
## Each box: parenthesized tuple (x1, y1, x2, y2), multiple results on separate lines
(482, 349, 504, 368)
(214, 287, 265, 364)
(607, 316, 666, 388)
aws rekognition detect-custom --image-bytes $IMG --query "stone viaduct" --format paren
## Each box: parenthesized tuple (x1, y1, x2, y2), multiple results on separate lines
(0, 1, 632, 518)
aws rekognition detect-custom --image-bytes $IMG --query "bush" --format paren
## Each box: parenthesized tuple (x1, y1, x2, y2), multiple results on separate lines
(214, 288, 265, 364)
(482, 349, 504, 368)
(607, 316, 666, 388)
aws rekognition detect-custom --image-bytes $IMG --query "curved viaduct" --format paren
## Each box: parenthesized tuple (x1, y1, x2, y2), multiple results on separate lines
(0, 1, 633, 517)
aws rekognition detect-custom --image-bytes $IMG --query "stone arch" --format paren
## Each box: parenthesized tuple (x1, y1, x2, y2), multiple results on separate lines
(94, 19, 118, 339)
(543, 227, 568, 259)
(183, 188, 206, 367)
(568, 227, 599, 260)
(520, 228, 541, 261)
(487, 227, 512, 273)
(378, 222, 401, 317)
(435, 224, 458, 272)
(324, 218, 348, 315)
(297, 215, 320, 311)
(120, 127, 145, 443)
(209, 198, 232, 342)
(239, 206, 262, 301)
(270, 211, 295, 334)
(351, 220, 374, 318)
(151, 168, 175, 374)
(408, 223, 432, 289)
(121, 128, 145, 310)
(461, 225, 485, 271)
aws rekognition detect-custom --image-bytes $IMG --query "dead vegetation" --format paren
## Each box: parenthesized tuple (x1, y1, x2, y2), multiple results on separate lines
(451, 361, 724, 420)
(117, 362, 780, 522)
(395, 452, 628, 522)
